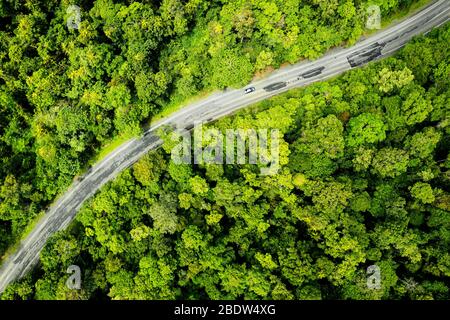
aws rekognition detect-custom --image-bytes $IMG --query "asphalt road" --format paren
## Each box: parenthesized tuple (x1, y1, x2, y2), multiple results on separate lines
(0, 0, 449, 294)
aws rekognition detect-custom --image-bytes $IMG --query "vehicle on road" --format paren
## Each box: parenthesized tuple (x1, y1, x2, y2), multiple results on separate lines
(299, 66, 326, 79)
(244, 87, 256, 94)
(263, 82, 287, 92)
(347, 42, 386, 67)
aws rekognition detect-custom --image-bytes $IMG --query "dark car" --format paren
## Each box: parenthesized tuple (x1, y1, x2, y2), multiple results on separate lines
(300, 66, 325, 79)
(263, 82, 287, 92)
(347, 42, 385, 67)
(244, 87, 256, 94)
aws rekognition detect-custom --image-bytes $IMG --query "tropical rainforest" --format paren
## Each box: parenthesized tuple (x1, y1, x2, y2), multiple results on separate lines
(0, 0, 449, 300)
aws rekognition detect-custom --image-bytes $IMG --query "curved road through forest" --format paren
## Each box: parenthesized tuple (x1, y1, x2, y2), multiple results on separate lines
(1, 0, 449, 294)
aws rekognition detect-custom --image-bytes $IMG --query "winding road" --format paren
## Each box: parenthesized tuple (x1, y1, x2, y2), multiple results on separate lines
(1, 0, 449, 294)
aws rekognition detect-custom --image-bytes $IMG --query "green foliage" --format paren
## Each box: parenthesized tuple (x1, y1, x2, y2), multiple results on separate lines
(1, 1, 450, 302)
(346, 113, 387, 147)
(371, 147, 409, 178)
(410, 182, 435, 204)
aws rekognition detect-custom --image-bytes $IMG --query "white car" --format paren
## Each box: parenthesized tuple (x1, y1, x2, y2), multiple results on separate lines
(244, 87, 256, 94)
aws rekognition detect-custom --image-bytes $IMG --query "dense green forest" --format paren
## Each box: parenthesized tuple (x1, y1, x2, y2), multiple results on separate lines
(0, 0, 422, 258)
(2, 21, 449, 300)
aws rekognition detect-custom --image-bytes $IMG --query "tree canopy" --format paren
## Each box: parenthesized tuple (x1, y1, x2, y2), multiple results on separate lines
(3, 21, 449, 300)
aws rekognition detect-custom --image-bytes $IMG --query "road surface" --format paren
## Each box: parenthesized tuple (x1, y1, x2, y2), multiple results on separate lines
(0, 0, 449, 294)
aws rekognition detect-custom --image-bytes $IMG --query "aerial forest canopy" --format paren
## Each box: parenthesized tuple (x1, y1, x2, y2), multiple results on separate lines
(1, 17, 449, 299)
(0, 0, 421, 258)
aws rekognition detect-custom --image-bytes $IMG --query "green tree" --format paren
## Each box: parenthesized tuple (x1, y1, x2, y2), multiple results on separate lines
(346, 113, 387, 147)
